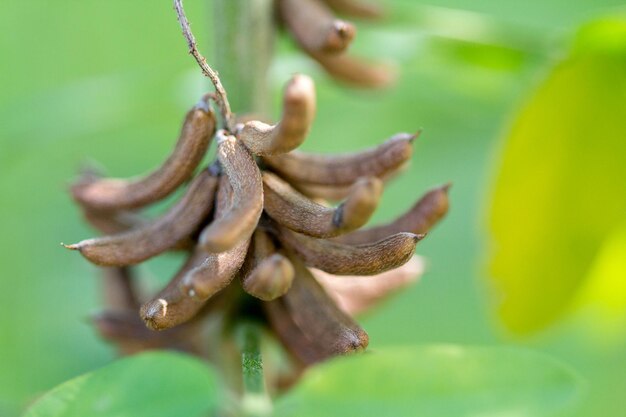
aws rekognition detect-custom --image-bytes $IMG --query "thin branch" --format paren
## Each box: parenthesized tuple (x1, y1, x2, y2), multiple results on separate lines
(174, 0, 234, 131)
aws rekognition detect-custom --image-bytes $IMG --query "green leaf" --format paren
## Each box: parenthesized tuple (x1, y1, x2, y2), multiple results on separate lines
(487, 16, 626, 333)
(573, 221, 626, 346)
(274, 346, 583, 417)
(22, 351, 221, 417)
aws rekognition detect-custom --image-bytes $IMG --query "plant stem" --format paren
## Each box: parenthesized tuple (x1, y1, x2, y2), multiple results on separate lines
(210, 2, 275, 413)
(213, 0, 274, 117)
(238, 323, 272, 417)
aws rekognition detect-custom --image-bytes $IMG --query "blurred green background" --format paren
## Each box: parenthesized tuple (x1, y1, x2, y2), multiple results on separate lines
(1, 0, 625, 416)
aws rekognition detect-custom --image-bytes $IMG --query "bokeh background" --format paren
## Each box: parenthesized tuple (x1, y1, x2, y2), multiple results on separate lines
(1, 0, 625, 416)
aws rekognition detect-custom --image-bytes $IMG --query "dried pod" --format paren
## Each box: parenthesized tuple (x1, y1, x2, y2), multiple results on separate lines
(263, 172, 382, 237)
(239, 75, 316, 156)
(243, 254, 295, 301)
(322, 0, 383, 19)
(263, 132, 416, 186)
(264, 252, 368, 365)
(66, 19, 450, 373)
(336, 184, 450, 245)
(310, 51, 396, 88)
(66, 169, 218, 266)
(71, 98, 216, 210)
(279, 0, 356, 54)
(82, 209, 148, 236)
(277, 226, 423, 275)
(199, 132, 263, 253)
(140, 252, 208, 331)
(82, 209, 195, 251)
(185, 177, 251, 299)
(313, 256, 424, 316)
(241, 230, 294, 301)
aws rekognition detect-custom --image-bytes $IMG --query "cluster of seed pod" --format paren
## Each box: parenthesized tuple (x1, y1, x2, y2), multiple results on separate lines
(66, 74, 449, 365)
(277, 0, 394, 88)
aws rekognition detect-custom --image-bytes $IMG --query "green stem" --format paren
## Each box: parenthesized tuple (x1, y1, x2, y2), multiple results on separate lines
(213, 0, 274, 117)
(238, 324, 272, 417)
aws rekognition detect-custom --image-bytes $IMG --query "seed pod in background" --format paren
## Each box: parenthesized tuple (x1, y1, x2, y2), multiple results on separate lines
(321, 0, 383, 19)
(309, 50, 397, 88)
(239, 74, 316, 156)
(81, 209, 148, 236)
(279, 0, 356, 54)
(71, 97, 216, 210)
(276, 0, 394, 88)
(312, 256, 425, 316)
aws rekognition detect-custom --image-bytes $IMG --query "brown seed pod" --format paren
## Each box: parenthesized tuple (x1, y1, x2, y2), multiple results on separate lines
(322, 0, 383, 19)
(71, 97, 216, 210)
(277, 226, 423, 275)
(279, 0, 356, 54)
(292, 159, 409, 201)
(140, 251, 208, 331)
(264, 252, 368, 365)
(181, 240, 250, 301)
(309, 50, 396, 88)
(335, 184, 450, 245)
(241, 230, 294, 301)
(65, 169, 218, 266)
(313, 256, 424, 316)
(81, 209, 196, 251)
(263, 172, 382, 237)
(82, 209, 148, 236)
(184, 177, 251, 299)
(243, 253, 295, 301)
(239, 74, 316, 156)
(263, 132, 416, 186)
(199, 132, 263, 253)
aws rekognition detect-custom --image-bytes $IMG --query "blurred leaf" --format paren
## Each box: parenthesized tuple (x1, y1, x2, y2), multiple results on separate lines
(574, 221, 626, 345)
(275, 345, 583, 417)
(487, 16, 626, 334)
(22, 351, 221, 417)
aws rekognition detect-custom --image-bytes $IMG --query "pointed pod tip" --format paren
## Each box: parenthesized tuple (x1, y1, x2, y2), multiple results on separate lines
(441, 182, 453, 193)
(410, 129, 423, 142)
(62, 242, 79, 250)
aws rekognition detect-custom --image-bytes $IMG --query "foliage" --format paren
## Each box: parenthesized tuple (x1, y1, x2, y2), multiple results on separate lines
(488, 16, 626, 334)
(274, 346, 583, 417)
(23, 347, 582, 417)
(22, 352, 221, 417)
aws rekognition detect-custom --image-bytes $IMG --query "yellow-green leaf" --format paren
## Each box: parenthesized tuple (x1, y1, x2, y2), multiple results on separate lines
(574, 222, 626, 346)
(487, 16, 626, 333)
